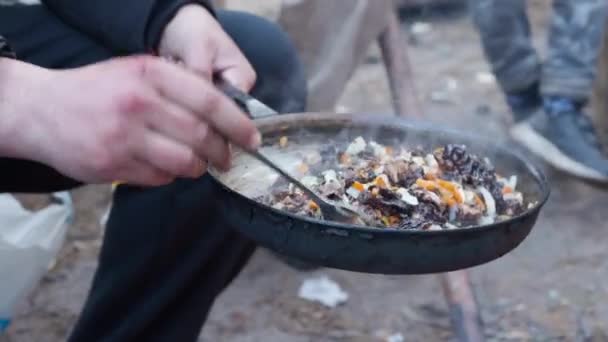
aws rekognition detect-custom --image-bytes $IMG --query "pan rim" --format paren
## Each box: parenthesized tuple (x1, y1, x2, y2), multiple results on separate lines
(211, 112, 551, 236)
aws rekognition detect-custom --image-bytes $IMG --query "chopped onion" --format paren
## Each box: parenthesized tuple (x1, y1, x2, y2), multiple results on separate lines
(425, 154, 438, 168)
(503, 192, 523, 203)
(346, 186, 361, 199)
(396, 150, 412, 161)
(464, 190, 476, 204)
(445, 223, 458, 230)
(396, 188, 419, 205)
(425, 191, 442, 206)
(322, 169, 339, 184)
(428, 224, 443, 231)
(412, 156, 425, 166)
(477, 186, 496, 217)
(345, 136, 366, 155)
(369, 141, 386, 157)
(300, 176, 319, 188)
(373, 165, 385, 175)
(506, 175, 518, 190)
(305, 151, 322, 165)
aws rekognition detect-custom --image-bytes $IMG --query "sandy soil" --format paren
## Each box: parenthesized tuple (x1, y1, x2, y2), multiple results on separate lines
(2, 1, 608, 341)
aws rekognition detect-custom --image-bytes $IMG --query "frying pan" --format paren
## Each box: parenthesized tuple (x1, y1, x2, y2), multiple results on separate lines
(209, 112, 550, 275)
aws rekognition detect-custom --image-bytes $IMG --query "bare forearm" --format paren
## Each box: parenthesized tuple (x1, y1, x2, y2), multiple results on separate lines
(0, 58, 52, 161)
(0, 57, 25, 158)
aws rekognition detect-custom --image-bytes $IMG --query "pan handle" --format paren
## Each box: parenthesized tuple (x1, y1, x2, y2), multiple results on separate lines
(215, 78, 279, 119)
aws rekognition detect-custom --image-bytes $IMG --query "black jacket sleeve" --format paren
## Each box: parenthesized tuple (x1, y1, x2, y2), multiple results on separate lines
(0, 35, 16, 59)
(41, 0, 215, 54)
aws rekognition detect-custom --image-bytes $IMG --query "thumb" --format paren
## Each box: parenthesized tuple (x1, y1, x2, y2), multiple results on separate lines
(219, 64, 256, 93)
(214, 36, 257, 92)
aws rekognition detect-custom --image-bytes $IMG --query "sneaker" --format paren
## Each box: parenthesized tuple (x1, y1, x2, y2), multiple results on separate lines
(505, 82, 542, 122)
(510, 97, 608, 182)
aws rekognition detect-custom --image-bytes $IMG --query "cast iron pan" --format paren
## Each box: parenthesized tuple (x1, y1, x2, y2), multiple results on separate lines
(209, 113, 550, 274)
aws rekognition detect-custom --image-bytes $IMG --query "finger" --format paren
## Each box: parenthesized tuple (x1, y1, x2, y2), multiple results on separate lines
(144, 100, 209, 150)
(199, 127, 232, 171)
(213, 35, 257, 92)
(218, 65, 256, 94)
(115, 160, 175, 187)
(144, 100, 231, 170)
(141, 58, 261, 150)
(181, 40, 214, 80)
(134, 130, 207, 178)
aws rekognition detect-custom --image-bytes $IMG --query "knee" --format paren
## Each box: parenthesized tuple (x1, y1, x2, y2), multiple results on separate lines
(217, 10, 307, 113)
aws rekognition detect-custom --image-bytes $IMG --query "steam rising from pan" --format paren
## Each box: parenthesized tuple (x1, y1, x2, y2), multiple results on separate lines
(212, 113, 546, 214)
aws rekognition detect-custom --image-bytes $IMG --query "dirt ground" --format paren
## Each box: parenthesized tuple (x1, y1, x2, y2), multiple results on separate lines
(3, 1, 608, 341)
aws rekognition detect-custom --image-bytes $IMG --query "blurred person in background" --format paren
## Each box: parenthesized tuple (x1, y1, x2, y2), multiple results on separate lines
(469, 0, 608, 181)
(0, 1, 306, 341)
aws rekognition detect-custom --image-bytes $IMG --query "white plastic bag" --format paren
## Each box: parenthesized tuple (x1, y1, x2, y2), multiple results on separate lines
(0, 192, 73, 332)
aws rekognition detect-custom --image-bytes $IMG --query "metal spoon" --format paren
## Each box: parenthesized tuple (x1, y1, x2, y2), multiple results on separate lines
(217, 80, 373, 225)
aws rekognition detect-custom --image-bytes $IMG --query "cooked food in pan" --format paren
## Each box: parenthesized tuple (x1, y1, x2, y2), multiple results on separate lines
(258, 136, 533, 230)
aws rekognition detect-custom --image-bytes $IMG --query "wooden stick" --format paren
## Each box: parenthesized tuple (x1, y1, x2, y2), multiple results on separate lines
(376, 6, 484, 339)
(591, 18, 608, 147)
(439, 271, 486, 342)
(378, 4, 423, 117)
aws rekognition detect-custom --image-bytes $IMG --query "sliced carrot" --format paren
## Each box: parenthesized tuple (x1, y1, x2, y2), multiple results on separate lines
(446, 198, 457, 207)
(424, 173, 437, 181)
(453, 192, 464, 204)
(416, 179, 437, 190)
(436, 179, 452, 189)
(437, 179, 464, 203)
(474, 194, 485, 209)
(374, 176, 388, 188)
(352, 181, 365, 192)
(438, 187, 453, 202)
(502, 186, 513, 194)
(308, 200, 319, 211)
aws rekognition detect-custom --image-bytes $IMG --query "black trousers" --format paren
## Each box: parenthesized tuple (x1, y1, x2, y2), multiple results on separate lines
(0, 4, 307, 342)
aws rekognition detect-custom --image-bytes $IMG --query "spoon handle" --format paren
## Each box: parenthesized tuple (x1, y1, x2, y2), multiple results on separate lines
(215, 79, 330, 204)
(248, 149, 329, 206)
(215, 79, 278, 119)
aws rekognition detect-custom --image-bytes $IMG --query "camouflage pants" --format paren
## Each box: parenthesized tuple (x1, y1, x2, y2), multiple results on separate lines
(469, 0, 608, 102)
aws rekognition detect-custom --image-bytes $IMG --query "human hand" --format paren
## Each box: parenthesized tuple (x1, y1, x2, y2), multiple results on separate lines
(158, 4, 256, 91)
(0, 56, 260, 186)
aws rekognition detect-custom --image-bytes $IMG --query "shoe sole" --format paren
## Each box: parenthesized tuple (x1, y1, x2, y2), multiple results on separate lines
(510, 122, 608, 182)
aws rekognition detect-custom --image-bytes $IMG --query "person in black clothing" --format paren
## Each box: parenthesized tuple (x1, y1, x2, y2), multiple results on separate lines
(0, 1, 306, 341)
